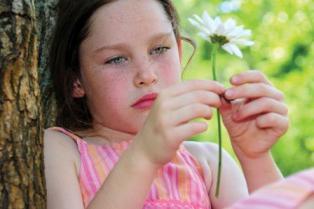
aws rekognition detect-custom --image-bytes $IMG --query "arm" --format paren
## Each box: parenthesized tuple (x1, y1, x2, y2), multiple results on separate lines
(91, 80, 224, 208)
(46, 80, 226, 209)
(87, 142, 158, 209)
(91, 80, 226, 208)
(221, 70, 289, 192)
(233, 146, 282, 192)
(184, 141, 249, 209)
(45, 129, 158, 209)
(44, 129, 85, 209)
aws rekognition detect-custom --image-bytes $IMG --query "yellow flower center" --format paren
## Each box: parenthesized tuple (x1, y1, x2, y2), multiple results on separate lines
(210, 34, 229, 45)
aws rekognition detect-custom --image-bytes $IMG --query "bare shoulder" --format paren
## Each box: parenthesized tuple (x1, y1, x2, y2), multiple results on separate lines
(183, 141, 221, 164)
(183, 141, 219, 191)
(44, 128, 80, 174)
(184, 141, 248, 208)
(44, 128, 84, 209)
(183, 141, 238, 169)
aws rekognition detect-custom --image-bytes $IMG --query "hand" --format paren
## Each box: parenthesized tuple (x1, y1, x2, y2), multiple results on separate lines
(133, 80, 225, 167)
(220, 70, 289, 159)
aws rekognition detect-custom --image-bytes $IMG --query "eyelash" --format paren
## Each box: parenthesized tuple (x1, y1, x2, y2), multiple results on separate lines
(105, 56, 127, 65)
(150, 46, 171, 56)
(104, 46, 171, 65)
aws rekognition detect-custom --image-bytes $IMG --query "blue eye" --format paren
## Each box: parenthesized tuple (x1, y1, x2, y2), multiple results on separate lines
(105, 56, 128, 65)
(151, 46, 170, 56)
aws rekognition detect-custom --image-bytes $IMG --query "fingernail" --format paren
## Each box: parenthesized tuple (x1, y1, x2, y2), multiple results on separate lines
(232, 76, 239, 83)
(222, 94, 232, 104)
(225, 89, 234, 98)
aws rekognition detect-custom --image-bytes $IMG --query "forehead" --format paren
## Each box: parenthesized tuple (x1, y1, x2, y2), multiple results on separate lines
(86, 0, 173, 46)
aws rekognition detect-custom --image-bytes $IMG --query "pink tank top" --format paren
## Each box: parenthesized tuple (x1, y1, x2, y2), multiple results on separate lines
(51, 127, 211, 209)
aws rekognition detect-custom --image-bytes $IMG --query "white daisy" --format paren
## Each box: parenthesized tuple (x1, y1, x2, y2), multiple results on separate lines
(188, 11, 254, 58)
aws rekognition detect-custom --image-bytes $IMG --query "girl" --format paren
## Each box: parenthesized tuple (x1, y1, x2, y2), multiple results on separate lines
(45, 0, 289, 208)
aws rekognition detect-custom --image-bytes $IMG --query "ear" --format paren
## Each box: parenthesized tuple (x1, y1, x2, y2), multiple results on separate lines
(72, 79, 85, 98)
(177, 38, 183, 63)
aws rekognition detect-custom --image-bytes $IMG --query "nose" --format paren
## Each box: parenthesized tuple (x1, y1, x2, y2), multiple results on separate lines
(134, 60, 158, 87)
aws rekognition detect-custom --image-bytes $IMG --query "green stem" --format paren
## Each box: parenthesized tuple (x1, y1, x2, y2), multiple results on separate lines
(211, 44, 222, 197)
(211, 44, 218, 81)
(215, 109, 222, 197)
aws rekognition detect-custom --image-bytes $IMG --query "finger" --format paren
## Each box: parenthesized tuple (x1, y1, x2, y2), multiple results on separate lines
(233, 97, 288, 121)
(170, 103, 213, 125)
(164, 80, 225, 97)
(224, 83, 284, 101)
(230, 70, 271, 85)
(173, 121, 208, 142)
(256, 112, 289, 132)
(169, 90, 222, 110)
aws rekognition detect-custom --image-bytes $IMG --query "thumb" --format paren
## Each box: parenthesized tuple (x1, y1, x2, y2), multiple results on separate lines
(219, 94, 232, 114)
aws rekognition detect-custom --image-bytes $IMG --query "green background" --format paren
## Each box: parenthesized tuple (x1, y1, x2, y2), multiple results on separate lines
(173, 0, 314, 176)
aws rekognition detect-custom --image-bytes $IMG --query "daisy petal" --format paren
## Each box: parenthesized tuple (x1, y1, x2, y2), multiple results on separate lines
(216, 22, 226, 35)
(198, 32, 211, 42)
(233, 39, 255, 46)
(224, 19, 236, 31)
(223, 43, 243, 58)
(188, 18, 203, 30)
(189, 11, 254, 58)
(189, 18, 211, 34)
(202, 12, 216, 33)
(222, 43, 235, 56)
(193, 14, 205, 25)
(213, 17, 222, 32)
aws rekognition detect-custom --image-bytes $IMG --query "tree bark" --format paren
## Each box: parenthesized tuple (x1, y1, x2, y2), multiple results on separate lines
(36, 0, 57, 128)
(0, 0, 57, 208)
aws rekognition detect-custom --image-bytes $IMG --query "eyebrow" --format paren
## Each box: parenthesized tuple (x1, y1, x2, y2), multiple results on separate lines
(94, 32, 173, 53)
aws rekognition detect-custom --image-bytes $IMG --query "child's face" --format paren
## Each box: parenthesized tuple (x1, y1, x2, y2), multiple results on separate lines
(78, 0, 182, 133)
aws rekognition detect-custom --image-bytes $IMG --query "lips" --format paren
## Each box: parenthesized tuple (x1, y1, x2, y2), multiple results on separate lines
(131, 93, 158, 109)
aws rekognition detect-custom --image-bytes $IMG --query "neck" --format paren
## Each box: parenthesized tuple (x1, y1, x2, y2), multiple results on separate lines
(76, 121, 136, 144)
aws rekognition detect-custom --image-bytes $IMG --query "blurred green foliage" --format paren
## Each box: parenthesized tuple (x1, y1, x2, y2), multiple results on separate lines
(173, 0, 314, 176)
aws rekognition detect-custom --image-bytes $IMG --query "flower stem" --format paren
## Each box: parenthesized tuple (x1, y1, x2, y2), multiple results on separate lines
(211, 44, 218, 81)
(215, 106, 223, 197)
(211, 44, 222, 197)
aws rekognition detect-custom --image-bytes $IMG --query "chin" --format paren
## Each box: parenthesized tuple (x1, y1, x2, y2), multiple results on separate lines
(125, 118, 146, 134)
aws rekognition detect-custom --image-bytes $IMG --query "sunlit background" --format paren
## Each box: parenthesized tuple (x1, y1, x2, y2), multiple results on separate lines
(173, 0, 314, 176)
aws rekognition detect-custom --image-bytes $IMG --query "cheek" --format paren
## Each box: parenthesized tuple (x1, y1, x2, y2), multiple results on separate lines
(158, 56, 181, 86)
(84, 71, 130, 113)
(99, 74, 130, 106)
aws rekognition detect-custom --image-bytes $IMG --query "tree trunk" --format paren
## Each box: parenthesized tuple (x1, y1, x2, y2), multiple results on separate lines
(0, 0, 57, 208)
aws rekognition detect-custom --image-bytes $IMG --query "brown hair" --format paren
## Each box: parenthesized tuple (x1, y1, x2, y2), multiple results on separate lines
(49, 0, 195, 130)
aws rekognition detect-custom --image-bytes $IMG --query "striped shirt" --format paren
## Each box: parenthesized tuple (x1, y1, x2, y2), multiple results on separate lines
(227, 168, 314, 209)
(50, 127, 211, 209)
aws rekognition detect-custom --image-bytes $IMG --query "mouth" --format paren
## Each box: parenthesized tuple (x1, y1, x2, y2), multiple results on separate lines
(131, 92, 158, 109)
